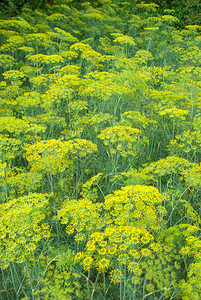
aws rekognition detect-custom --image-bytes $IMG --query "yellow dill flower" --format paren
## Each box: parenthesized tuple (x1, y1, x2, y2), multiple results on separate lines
(131, 276, 140, 284)
(141, 262, 148, 269)
(32, 234, 41, 242)
(18, 237, 26, 244)
(97, 258, 110, 271)
(104, 227, 116, 237)
(119, 244, 128, 251)
(108, 245, 117, 255)
(131, 237, 139, 244)
(129, 249, 141, 260)
(110, 148, 116, 155)
(17, 256, 25, 264)
(89, 232, 105, 242)
(150, 243, 162, 253)
(83, 256, 93, 271)
(141, 234, 153, 244)
(66, 225, 75, 235)
(98, 248, 107, 256)
(110, 269, 123, 284)
(74, 252, 84, 262)
(8, 241, 17, 251)
(1, 262, 9, 270)
(25, 230, 32, 237)
(141, 248, 152, 257)
(98, 126, 141, 157)
(26, 243, 36, 252)
(180, 246, 191, 256)
(75, 233, 86, 242)
(115, 236, 123, 243)
(0, 232, 6, 239)
(117, 254, 129, 264)
(42, 223, 50, 230)
(99, 241, 107, 248)
(84, 238, 95, 251)
(146, 283, 154, 292)
(128, 262, 142, 276)
(9, 233, 16, 239)
(43, 231, 50, 238)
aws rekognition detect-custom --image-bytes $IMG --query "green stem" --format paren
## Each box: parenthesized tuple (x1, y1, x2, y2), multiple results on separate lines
(142, 287, 168, 300)
(142, 277, 147, 299)
(2, 167, 9, 203)
(25, 259, 34, 300)
(123, 264, 127, 300)
(34, 256, 59, 292)
(91, 271, 100, 299)
(2, 268, 10, 299)
(48, 165, 60, 242)
(87, 270, 91, 300)
(127, 185, 134, 225)
(103, 271, 106, 299)
(9, 264, 17, 298)
(190, 80, 197, 130)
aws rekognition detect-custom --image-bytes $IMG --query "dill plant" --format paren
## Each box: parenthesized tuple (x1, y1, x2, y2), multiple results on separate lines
(0, 0, 201, 299)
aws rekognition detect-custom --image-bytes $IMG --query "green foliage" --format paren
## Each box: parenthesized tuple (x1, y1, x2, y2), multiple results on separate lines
(0, 0, 47, 13)
(0, 0, 201, 299)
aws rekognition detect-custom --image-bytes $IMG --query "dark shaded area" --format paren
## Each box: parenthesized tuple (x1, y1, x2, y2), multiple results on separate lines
(0, 0, 200, 26)
(0, 0, 53, 12)
(148, 0, 201, 26)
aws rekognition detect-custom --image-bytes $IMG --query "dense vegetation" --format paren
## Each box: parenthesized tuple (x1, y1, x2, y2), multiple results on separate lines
(1, 0, 201, 27)
(0, 0, 201, 299)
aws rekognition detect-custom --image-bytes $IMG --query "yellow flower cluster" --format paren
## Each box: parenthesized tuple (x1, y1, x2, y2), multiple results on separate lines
(81, 172, 103, 199)
(81, 71, 125, 101)
(105, 185, 166, 231)
(120, 110, 151, 129)
(25, 138, 97, 174)
(3, 70, 26, 82)
(98, 125, 141, 157)
(160, 107, 188, 120)
(112, 33, 136, 46)
(0, 193, 50, 269)
(142, 156, 195, 177)
(54, 27, 78, 43)
(58, 198, 103, 241)
(27, 54, 64, 65)
(75, 224, 153, 270)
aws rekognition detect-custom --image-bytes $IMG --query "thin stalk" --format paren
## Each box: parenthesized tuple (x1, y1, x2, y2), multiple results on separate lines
(190, 81, 197, 130)
(34, 256, 59, 292)
(165, 186, 191, 226)
(142, 277, 147, 299)
(171, 119, 175, 155)
(11, 263, 27, 298)
(1, 269, 9, 300)
(127, 185, 134, 225)
(16, 275, 27, 299)
(2, 166, 9, 203)
(9, 264, 17, 298)
(47, 165, 60, 242)
(87, 270, 91, 300)
(123, 264, 127, 300)
(105, 280, 112, 296)
(120, 278, 123, 300)
(25, 259, 34, 300)
(120, 264, 123, 300)
(142, 287, 167, 300)
(103, 271, 106, 299)
(91, 271, 100, 299)
(181, 254, 188, 274)
(114, 86, 130, 118)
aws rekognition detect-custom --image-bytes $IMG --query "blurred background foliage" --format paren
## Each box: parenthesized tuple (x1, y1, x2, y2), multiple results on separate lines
(1, 0, 201, 27)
